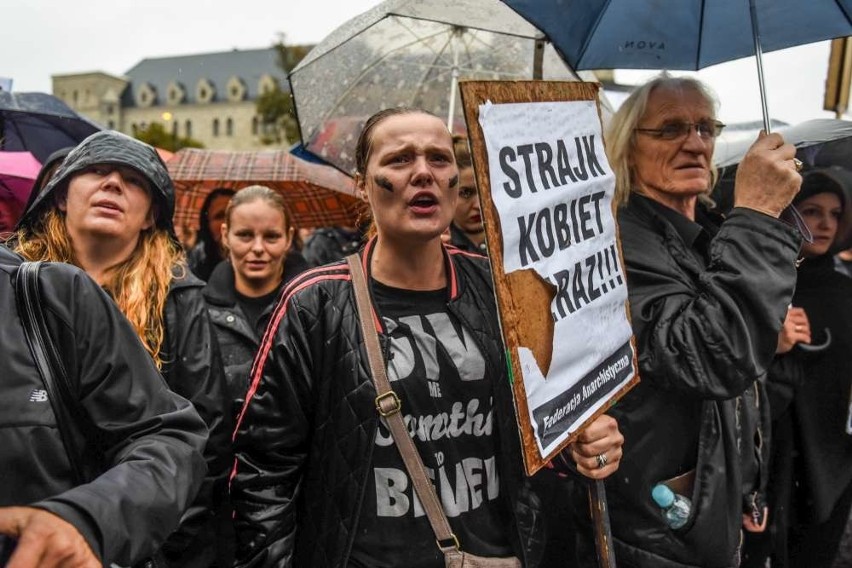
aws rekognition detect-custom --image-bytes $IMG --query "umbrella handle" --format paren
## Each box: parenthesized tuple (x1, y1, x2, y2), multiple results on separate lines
(796, 327, 832, 353)
(749, 0, 772, 133)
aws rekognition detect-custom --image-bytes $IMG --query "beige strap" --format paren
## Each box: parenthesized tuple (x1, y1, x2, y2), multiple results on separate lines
(346, 254, 460, 553)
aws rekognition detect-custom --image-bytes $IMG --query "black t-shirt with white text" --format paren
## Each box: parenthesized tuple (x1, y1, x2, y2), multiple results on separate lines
(347, 280, 513, 568)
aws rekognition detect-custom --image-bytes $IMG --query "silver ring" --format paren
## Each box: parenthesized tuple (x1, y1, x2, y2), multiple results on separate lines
(596, 453, 608, 469)
(793, 158, 803, 172)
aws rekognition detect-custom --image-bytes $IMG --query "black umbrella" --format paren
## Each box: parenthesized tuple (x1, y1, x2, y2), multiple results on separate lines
(0, 92, 102, 163)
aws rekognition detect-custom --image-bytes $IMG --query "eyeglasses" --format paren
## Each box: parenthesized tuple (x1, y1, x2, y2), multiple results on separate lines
(634, 120, 726, 141)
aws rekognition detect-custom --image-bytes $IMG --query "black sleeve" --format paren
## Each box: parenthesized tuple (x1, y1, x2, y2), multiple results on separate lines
(32, 263, 209, 567)
(623, 208, 800, 399)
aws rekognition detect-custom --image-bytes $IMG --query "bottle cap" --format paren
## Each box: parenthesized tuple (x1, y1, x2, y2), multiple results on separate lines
(652, 484, 675, 508)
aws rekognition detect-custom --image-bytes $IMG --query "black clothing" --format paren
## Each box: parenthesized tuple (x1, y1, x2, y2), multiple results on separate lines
(187, 242, 224, 282)
(302, 227, 364, 267)
(236, 288, 280, 330)
(449, 223, 487, 255)
(348, 280, 512, 568)
(792, 255, 852, 523)
(158, 268, 234, 568)
(584, 195, 800, 568)
(0, 247, 208, 566)
(231, 240, 545, 568)
(202, 256, 308, 568)
(202, 253, 309, 415)
(748, 254, 852, 568)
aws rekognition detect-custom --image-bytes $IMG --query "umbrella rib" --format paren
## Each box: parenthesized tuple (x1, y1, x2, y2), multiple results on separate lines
(461, 31, 531, 77)
(408, 28, 456, 107)
(6, 114, 32, 154)
(837, 0, 852, 25)
(576, 0, 617, 68)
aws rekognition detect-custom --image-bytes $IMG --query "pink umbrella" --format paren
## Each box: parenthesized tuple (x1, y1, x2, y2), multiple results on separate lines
(0, 151, 41, 205)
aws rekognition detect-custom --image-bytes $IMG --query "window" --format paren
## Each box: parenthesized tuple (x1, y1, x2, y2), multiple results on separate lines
(167, 82, 186, 105)
(73, 90, 78, 105)
(212, 118, 220, 137)
(196, 79, 215, 104)
(226, 76, 246, 102)
(252, 116, 259, 135)
(226, 118, 233, 136)
(185, 120, 192, 138)
(107, 120, 115, 130)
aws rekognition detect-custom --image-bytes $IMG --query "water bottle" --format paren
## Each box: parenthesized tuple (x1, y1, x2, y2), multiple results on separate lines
(651, 484, 691, 529)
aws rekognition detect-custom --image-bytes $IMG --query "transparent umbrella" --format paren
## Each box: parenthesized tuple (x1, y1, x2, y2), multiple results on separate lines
(289, 0, 603, 174)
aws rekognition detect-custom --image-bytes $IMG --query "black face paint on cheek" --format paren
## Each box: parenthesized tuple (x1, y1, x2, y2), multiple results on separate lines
(449, 174, 459, 188)
(373, 175, 395, 192)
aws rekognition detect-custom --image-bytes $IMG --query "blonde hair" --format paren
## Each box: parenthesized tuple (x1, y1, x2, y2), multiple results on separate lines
(224, 185, 291, 229)
(15, 208, 183, 367)
(606, 73, 720, 206)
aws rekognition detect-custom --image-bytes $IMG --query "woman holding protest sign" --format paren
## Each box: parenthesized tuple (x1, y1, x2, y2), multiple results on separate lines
(230, 107, 624, 567)
(580, 74, 802, 568)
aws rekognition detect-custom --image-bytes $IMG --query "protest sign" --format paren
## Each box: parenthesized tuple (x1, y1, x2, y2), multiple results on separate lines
(459, 81, 638, 474)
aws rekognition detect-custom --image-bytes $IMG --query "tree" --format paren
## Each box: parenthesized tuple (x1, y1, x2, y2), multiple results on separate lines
(254, 34, 310, 146)
(133, 122, 204, 152)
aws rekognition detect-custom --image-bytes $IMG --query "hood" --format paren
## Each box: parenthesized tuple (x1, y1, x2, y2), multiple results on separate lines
(17, 130, 177, 241)
(797, 166, 852, 254)
(21, 146, 74, 215)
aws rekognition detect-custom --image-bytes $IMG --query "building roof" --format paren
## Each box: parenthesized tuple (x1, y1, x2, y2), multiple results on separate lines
(121, 47, 287, 107)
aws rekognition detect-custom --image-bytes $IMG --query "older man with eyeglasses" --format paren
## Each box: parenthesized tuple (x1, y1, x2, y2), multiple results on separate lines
(566, 74, 803, 568)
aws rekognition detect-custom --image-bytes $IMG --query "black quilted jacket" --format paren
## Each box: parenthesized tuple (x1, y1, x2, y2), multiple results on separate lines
(231, 240, 546, 567)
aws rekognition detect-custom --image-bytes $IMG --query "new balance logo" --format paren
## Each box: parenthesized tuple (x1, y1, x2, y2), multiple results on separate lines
(29, 389, 48, 402)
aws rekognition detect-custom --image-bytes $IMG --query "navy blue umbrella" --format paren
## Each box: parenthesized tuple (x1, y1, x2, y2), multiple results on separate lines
(500, 0, 852, 130)
(0, 92, 102, 163)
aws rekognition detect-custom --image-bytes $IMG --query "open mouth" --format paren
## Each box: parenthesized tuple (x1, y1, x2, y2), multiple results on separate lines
(409, 193, 439, 213)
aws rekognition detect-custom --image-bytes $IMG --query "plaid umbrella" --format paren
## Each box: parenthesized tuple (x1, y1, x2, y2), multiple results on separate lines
(169, 148, 361, 232)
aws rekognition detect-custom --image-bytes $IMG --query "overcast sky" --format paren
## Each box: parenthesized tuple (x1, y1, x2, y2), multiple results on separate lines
(3, 0, 841, 127)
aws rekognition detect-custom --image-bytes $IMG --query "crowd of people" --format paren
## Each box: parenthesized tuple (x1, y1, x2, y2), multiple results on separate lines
(0, 71, 850, 568)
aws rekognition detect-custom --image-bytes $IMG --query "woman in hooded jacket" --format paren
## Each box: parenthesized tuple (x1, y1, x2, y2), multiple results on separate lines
(11, 130, 233, 568)
(743, 167, 852, 568)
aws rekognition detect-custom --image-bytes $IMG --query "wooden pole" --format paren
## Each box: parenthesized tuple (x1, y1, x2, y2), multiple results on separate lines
(589, 479, 616, 568)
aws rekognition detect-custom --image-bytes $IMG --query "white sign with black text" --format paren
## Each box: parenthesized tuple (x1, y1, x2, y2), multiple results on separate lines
(478, 99, 636, 457)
